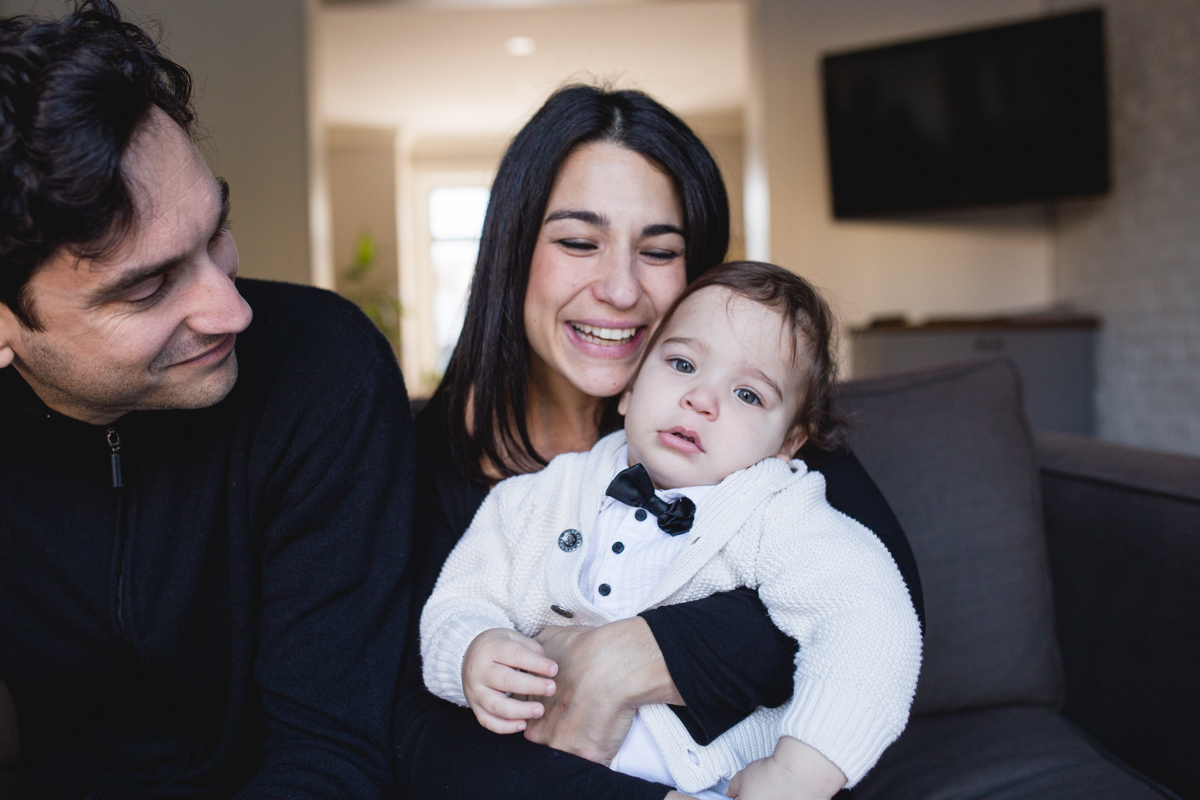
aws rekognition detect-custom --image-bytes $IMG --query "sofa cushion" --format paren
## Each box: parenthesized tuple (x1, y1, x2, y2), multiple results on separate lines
(836, 358, 1062, 713)
(851, 706, 1174, 799)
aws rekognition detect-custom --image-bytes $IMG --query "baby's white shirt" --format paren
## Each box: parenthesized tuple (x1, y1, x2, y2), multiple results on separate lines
(578, 446, 715, 614)
(578, 446, 725, 794)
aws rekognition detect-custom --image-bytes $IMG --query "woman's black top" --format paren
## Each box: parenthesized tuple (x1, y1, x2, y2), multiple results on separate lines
(393, 394, 923, 800)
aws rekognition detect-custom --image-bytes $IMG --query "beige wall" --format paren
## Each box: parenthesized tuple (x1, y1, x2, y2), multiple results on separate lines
(748, 0, 1056, 361)
(1050, 0, 1200, 456)
(1, 0, 314, 286)
(327, 128, 398, 304)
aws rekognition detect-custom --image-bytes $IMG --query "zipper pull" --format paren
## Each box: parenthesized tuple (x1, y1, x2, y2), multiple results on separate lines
(106, 427, 123, 489)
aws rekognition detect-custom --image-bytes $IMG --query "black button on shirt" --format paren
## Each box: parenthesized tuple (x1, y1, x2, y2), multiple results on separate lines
(612, 541, 625, 554)
(634, 509, 648, 522)
(598, 583, 611, 597)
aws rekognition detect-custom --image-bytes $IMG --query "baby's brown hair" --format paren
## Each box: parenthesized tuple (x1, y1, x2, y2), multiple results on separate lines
(637, 261, 845, 450)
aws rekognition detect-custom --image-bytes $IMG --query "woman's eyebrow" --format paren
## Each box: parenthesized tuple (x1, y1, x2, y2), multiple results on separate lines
(544, 209, 609, 227)
(643, 223, 684, 238)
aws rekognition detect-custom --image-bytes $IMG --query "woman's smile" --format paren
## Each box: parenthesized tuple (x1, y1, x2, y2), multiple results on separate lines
(569, 322, 639, 345)
(564, 320, 646, 359)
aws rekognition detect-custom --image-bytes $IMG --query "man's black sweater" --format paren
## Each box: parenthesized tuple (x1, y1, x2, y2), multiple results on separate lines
(0, 280, 413, 799)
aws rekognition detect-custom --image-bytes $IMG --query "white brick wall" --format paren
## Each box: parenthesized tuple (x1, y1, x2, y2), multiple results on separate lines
(1052, 0, 1200, 456)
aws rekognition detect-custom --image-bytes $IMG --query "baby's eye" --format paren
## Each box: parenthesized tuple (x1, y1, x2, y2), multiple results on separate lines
(735, 388, 761, 405)
(668, 357, 695, 374)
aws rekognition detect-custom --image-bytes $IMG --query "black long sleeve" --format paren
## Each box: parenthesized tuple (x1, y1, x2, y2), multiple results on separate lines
(233, 287, 415, 798)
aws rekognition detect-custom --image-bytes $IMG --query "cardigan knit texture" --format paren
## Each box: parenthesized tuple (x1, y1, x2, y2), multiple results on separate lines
(420, 431, 922, 791)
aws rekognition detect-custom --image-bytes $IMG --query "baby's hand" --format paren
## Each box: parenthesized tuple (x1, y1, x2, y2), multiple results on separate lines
(462, 628, 559, 734)
(727, 736, 846, 800)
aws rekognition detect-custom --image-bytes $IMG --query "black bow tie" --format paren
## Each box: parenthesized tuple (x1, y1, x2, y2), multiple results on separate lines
(605, 464, 696, 535)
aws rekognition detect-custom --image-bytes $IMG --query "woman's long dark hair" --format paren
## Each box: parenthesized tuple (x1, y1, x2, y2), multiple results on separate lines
(436, 84, 731, 482)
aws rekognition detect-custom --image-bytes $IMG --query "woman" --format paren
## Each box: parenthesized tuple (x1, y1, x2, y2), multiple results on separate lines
(395, 85, 923, 800)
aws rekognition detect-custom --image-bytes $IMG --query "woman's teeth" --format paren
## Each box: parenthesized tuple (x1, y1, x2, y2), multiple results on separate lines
(571, 323, 637, 345)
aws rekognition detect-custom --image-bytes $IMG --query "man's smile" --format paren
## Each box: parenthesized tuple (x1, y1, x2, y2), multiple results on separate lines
(169, 333, 237, 369)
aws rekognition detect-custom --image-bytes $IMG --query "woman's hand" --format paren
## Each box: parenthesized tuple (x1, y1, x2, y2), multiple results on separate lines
(726, 736, 846, 800)
(462, 628, 559, 734)
(522, 618, 683, 764)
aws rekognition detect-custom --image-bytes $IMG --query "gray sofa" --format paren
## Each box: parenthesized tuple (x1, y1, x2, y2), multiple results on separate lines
(839, 358, 1197, 800)
(1, 357, 1196, 798)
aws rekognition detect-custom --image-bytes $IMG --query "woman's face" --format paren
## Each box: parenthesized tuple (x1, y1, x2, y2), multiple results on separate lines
(524, 141, 687, 402)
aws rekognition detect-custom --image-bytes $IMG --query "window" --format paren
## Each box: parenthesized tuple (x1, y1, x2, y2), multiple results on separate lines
(428, 186, 489, 372)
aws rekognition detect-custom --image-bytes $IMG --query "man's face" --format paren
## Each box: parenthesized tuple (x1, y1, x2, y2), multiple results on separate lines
(0, 108, 253, 426)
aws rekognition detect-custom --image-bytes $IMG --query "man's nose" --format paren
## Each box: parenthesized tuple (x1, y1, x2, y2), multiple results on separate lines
(186, 258, 253, 336)
(591, 249, 641, 310)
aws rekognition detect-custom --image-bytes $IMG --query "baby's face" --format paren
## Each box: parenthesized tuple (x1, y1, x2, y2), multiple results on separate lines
(619, 286, 807, 489)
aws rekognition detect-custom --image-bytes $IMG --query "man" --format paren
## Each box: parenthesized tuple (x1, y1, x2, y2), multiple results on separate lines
(0, 2, 412, 797)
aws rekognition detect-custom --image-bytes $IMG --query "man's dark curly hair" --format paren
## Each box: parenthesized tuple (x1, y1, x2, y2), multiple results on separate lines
(0, 0, 194, 329)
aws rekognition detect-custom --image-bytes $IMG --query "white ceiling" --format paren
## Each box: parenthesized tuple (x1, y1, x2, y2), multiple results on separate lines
(315, 0, 747, 138)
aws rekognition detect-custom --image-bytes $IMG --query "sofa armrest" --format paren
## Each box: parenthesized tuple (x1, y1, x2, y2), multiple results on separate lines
(1037, 433, 1200, 800)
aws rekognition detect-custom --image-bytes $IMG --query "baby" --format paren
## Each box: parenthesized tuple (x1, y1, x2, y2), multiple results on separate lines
(420, 261, 922, 799)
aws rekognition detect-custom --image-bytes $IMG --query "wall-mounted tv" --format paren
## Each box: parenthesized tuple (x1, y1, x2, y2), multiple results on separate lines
(822, 9, 1109, 218)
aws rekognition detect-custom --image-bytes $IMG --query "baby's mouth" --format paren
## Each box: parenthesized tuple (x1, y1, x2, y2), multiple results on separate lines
(570, 323, 639, 346)
(662, 427, 703, 452)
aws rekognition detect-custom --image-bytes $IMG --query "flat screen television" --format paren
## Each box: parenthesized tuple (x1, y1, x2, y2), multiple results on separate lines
(822, 10, 1109, 218)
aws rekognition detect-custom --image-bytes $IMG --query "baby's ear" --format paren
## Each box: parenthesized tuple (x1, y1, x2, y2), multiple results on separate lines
(617, 388, 632, 417)
(781, 426, 808, 459)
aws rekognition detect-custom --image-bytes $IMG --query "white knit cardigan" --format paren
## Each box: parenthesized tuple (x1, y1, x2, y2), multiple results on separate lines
(420, 431, 922, 791)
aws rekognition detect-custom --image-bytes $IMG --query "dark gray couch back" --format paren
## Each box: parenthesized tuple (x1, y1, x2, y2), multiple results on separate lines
(837, 358, 1063, 714)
